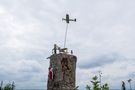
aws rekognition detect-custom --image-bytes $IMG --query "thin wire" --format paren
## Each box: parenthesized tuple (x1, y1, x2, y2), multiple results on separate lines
(64, 24, 68, 48)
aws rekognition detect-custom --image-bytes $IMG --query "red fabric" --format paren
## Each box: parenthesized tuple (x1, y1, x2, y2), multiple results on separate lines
(49, 67, 53, 80)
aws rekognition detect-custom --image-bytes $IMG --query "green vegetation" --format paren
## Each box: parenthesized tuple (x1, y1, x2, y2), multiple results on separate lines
(0, 82, 15, 90)
(86, 85, 91, 90)
(4, 84, 13, 90)
(76, 75, 109, 90)
(88, 75, 109, 90)
(91, 76, 100, 90)
(74, 86, 79, 90)
(102, 83, 109, 90)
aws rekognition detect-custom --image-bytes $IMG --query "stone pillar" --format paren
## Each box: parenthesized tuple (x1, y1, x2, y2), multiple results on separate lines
(47, 53, 77, 90)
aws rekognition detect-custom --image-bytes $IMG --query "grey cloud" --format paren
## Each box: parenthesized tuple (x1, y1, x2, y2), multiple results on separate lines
(0, 47, 47, 61)
(128, 72, 135, 78)
(0, 59, 46, 88)
(78, 53, 120, 69)
(0, 0, 135, 89)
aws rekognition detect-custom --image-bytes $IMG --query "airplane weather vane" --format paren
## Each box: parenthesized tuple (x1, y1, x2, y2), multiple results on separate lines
(62, 14, 76, 48)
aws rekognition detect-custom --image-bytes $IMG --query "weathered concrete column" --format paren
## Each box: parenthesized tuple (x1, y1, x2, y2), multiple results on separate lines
(47, 52, 77, 90)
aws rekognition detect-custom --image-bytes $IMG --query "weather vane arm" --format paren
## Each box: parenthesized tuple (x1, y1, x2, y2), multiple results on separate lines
(62, 14, 76, 48)
(62, 14, 76, 24)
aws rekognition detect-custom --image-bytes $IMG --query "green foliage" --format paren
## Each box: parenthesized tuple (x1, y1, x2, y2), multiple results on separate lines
(85, 75, 109, 90)
(91, 76, 100, 90)
(86, 85, 91, 90)
(1, 83, 15, 90)
(74, 86, 79, 90)
(4, 83, 12, 90)
(102, 83, 109, 90)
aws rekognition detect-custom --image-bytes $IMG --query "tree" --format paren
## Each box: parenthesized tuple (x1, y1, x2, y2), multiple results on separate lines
(90, 75, 109, 90)
(4, 83, 12, 90)
(1, 82, 15, 90)
(86, 85, 91, 90)
(74, 86, 79, 90)
(102, 83, 109, 90)
(127, 79, 132, 90)
(91, 76, 100, 90)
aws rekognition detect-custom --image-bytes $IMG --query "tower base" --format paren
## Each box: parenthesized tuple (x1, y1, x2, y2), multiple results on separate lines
(47, 53, 77, 90)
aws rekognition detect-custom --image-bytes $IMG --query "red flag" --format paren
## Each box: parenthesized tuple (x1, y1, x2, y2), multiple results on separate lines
(49, 67, 53, 80)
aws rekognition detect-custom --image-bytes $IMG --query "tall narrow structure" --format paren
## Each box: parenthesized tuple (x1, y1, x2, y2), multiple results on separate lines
(47, 14, 77, 90)
(47, 45, 77, 90)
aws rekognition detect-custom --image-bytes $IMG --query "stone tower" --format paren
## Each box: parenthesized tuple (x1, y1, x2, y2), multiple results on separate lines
(47, 44, 77, 90)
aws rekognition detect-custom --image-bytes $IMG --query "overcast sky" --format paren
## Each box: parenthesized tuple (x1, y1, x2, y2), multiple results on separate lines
(0, 0, 135, 89)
